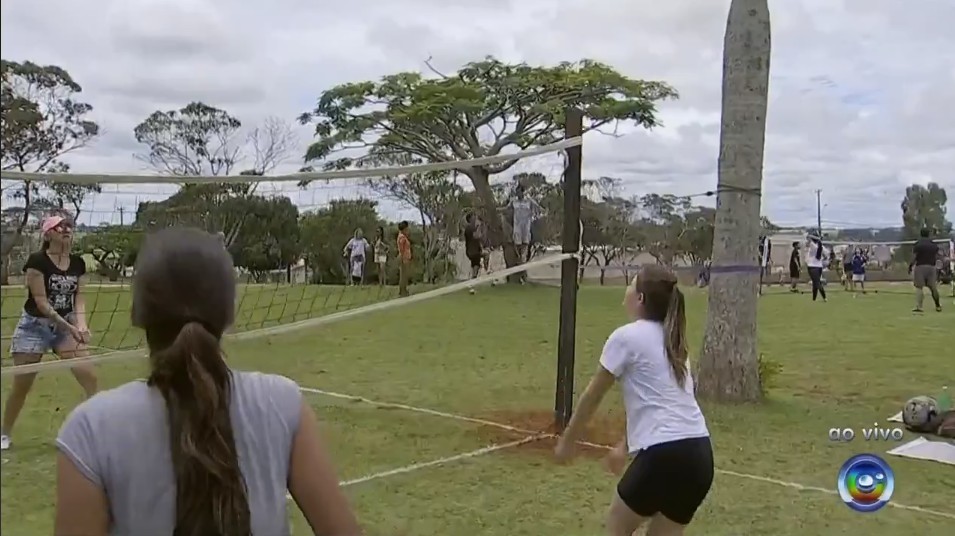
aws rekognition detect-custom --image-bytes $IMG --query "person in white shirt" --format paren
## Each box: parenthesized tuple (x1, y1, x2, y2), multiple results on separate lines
(555, 265, 712, 536)
(506, 186, 542, 257)
(804, 233, 828, 302)
(343, 229, 370, 286)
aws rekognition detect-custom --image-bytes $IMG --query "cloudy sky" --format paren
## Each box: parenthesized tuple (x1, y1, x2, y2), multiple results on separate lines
(2, 0, 953, 228)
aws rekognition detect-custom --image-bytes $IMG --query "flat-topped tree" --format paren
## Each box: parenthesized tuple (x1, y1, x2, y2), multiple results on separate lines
(299, 56, 677, 271)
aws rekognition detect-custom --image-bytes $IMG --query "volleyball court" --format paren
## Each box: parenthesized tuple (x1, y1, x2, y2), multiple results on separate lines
(0, 137, 585, 527)
(757, 237, 955, 298)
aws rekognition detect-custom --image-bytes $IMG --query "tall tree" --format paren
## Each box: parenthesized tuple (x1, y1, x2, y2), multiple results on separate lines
(900, 183, 951, 237)
(134, 102, 242, 176)
(680, 206, 716, 266)
(0, 60, 100, 284)
(245, 116, 298, 176)
(133, 106, 298, 246)
(697, 0, 771, 402)
(299, 57, 677, 271)
(228, 196, 301, 281)
(637, 194, 693, 266)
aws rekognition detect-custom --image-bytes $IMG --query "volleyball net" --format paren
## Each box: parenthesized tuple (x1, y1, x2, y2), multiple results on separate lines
(0, 137, 581, 478)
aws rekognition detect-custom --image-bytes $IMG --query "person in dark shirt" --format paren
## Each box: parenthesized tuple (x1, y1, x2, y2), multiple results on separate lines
(788, 242, 801, 293)
(2, 214, 98, 452)
(910, 228, 942, 312)
(849, 248, 868, 295)
(464, 213, 484, 293)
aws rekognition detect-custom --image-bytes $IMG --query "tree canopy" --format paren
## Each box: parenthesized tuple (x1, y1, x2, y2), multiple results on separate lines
(900, 182, 951, 237)
(0, 60, 100, 284)
(299, 56, 678, 269)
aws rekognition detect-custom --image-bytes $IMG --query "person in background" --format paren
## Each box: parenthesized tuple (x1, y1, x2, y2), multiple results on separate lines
(849, 247, 868, 295)
(788, 241, 801, 293)
(374, 226, 388, 286)
(343, 229, 369, 286)
(506, 185, 542, 268)
(910, 228, 942, 313)
(805, 233, 828, 303)
(840, 246, 854, 290)
(53, 227, 361, 536)
(2, 214, 97, 452)
(464, 213, 483, 294)
(477, 215, 493, 279)
(757, 236, 772, 296)
(397, 221, 412, 297)
(554, 266, 712, 536)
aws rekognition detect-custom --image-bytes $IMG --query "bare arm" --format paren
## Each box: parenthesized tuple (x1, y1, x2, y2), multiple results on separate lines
(559, 364, 616, 445)
(25, 268, 72, 330)
(289, 400, 362, 536)
(54, 452, 109, 536)
(74, 276, 89, 330)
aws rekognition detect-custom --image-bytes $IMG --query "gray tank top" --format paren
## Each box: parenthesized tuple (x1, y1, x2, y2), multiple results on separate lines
(56, 371, 302, 536)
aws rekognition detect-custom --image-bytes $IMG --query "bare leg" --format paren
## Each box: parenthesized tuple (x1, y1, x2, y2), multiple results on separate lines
(55, 343, 98, 398)
(1, 353, 42, 438)
(606, 492, 650, 536)
(646, 515, 686, 536)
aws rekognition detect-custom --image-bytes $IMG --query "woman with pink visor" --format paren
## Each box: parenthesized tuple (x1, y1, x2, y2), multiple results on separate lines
(1, 214, 98, 451)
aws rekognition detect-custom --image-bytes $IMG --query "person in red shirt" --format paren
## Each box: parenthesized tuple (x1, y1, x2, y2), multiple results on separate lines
(397, 221, 412, 297)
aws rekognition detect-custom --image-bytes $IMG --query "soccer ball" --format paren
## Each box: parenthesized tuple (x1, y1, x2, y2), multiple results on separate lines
(902, 396, 940, 433)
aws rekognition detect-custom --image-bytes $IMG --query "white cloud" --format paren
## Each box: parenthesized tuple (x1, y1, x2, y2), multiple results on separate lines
(2, 0, 953, 228)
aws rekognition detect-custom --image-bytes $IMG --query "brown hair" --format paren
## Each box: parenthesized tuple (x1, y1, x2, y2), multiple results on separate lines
(634, 265, 688, 388)
(132, 227, 250, 536)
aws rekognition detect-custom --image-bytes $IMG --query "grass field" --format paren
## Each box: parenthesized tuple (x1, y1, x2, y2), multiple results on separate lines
(1, 281, 953, 535)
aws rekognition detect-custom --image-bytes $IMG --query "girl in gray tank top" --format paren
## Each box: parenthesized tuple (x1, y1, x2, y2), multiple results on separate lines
(54, 228, 362, 536)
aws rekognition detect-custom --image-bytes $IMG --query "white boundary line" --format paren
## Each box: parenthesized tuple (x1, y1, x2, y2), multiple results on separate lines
(286, 435, 543, 499)
(340, 435, 543, 487)
(300, 386, 955, 520)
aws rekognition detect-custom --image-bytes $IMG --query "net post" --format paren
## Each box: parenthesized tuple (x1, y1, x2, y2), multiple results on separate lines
(554, 107, 583, 431)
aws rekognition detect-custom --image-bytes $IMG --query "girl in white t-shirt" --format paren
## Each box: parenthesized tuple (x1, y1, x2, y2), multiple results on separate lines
(804, 234, 828, 302)
(343, 229, 369, 286)
(555, 265, 713, 536)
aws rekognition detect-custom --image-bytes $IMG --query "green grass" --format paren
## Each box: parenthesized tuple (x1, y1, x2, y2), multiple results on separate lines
(1, 282, 953, 534)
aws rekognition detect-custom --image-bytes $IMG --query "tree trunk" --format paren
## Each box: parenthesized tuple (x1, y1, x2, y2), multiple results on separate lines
(465, 167, 521, 281)
(697, 0, 770, 403)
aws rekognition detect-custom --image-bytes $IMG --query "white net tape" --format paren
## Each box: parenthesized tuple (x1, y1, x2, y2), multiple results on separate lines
(0, 137, 582, 185)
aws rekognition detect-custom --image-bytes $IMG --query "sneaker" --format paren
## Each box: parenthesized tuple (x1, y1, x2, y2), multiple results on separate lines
(913, 308, 924, 313)
(0, 435, 10, 451)
(937, 306, 943, 312)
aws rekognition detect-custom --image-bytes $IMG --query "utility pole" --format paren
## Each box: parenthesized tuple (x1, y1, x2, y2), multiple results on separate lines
(815, 189, 822, 236)
(118, 206, 125, 226)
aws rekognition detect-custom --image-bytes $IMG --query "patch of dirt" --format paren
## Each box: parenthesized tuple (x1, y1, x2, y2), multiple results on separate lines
(475, 408, 624, 459)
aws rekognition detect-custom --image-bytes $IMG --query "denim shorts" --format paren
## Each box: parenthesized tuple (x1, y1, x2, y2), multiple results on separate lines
(9, 311, 75, 355)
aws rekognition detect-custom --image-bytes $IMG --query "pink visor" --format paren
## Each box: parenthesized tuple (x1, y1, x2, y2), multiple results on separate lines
(41, 216, 66, 235)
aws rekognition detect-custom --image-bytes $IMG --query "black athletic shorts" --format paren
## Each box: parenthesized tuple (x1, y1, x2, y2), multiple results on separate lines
(616, 436, 714, 525)
(790, 266, 800, 279)
(843, 262, 852, 274)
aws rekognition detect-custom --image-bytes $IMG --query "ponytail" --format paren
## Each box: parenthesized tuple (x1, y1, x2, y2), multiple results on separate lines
(663, 286, 688, 388)
(814, 239, 823, 260)
(147, 322, 251, 536)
